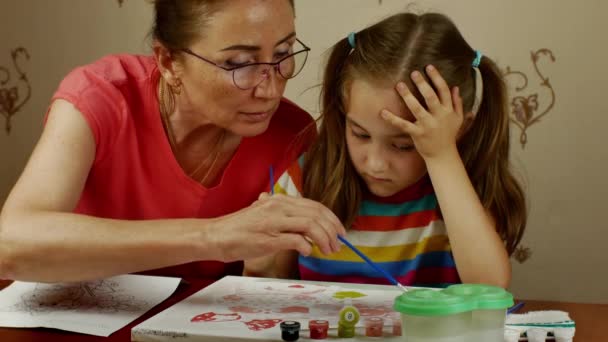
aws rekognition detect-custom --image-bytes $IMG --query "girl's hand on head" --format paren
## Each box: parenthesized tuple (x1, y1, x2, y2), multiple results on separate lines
(380, 65, 468, 161)
(210, 193, 346, 263)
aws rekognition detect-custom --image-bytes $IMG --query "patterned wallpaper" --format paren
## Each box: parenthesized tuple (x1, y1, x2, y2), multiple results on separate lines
(0, 48, 31, 134)
(505, 49, 557, 149)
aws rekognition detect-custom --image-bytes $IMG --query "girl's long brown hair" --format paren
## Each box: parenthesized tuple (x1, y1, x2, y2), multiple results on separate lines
(303, 12, 526, 255)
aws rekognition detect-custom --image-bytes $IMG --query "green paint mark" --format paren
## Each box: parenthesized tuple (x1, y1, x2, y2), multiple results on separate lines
(333, 291, 367, 299)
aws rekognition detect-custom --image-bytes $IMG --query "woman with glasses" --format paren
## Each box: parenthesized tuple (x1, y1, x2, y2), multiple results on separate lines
(0, 0, 345, 283)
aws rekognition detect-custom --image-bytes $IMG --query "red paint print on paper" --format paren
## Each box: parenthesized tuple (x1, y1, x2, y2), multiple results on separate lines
(230, 306, 262, 314)
(191, 312, 242, 323)
(278, 306, 309, 314)
(244, 319, 282, 331)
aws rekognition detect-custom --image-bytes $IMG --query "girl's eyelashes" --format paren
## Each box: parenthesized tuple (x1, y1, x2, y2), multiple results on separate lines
(351, 129, 414, 151)
(351, 129, 370, 139)
(393, 143, 415, 152)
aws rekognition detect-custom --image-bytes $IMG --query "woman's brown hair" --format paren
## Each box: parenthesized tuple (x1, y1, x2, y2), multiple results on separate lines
(151, 0, 295, 50)
(303, 12, 526, 255)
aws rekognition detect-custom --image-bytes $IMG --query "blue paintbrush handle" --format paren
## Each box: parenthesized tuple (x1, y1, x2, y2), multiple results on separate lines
(338, 235, 400, 287)
(269, 166, 274, 195)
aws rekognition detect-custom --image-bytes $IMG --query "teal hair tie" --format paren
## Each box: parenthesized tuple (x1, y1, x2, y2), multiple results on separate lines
(472, 50, 482, 68)
(347, 32, 356, 49)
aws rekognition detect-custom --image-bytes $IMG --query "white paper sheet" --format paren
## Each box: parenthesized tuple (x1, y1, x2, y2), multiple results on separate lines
(0, 274, 181, 337)
(132, 276, 404, 341)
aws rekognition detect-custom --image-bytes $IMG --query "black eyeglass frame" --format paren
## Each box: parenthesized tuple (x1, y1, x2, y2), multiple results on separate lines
(180, 38, 311, 90)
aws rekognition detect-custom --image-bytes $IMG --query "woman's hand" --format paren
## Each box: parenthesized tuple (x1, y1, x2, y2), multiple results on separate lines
(380, 65, 469, 161)
(209, 193, 345, 263)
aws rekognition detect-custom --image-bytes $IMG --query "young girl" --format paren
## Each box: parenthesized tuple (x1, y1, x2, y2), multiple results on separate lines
(245, 12, 526, 288)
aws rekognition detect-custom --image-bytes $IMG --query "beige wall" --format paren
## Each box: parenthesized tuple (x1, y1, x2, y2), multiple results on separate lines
(1, 0, 606, 303)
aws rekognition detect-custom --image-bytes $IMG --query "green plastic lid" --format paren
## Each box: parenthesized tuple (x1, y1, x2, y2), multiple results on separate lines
(393, 289, 475, 316)
(444, 284, 513, 310)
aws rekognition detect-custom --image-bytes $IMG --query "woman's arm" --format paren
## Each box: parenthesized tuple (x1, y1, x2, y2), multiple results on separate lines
(0, 100, 218, 282)
(0, 100, 344, 282)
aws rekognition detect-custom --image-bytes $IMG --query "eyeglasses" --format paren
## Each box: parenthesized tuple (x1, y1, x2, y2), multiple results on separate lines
(181, 38, 310, 90)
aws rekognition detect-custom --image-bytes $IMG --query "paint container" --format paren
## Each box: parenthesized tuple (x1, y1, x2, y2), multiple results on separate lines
(338, 305, 360, 338)
(308, 319, 329, 339)
(393, 284, 514, 342)
(391, 315, 402, 336)
(444, 284, 513, 342)
(394, 289, 473, 342)
(280, 320, 301, 341)
(364, 317, 384, 337)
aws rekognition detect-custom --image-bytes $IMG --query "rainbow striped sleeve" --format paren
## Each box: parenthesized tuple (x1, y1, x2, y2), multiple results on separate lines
(274, 154, 305, 197)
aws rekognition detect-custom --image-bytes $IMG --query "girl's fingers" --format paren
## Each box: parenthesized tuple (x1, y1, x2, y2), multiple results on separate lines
(426, 65, 453, 109)
(395, 82, 429, 121)
(380, 109, 423, 137)
(410, 71, 442, 113)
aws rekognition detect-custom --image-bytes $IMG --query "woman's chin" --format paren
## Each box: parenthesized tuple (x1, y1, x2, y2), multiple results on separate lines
(229, 120, 272, 137)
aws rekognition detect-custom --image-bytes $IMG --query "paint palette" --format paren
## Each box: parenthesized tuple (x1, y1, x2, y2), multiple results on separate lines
(132, 276, 404, 341)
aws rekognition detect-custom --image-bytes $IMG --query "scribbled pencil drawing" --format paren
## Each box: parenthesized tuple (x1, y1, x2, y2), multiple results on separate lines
(8, 279, 148, 315)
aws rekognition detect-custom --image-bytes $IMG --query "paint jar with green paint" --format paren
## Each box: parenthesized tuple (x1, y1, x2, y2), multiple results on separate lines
(444, 284, 513, 342)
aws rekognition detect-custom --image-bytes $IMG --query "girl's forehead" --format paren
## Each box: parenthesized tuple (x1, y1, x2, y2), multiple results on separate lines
(346, 79, 415, 124)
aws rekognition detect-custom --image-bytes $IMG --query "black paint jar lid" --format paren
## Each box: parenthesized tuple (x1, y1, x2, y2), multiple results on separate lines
(280, 320, 301, 341)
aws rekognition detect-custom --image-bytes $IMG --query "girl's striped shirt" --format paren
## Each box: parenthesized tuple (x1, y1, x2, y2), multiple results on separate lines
(274, 155, 460, 288)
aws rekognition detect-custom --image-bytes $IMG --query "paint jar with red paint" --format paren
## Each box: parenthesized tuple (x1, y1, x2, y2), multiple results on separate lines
(390, 314, 402, 336)
(308, 319, 329, 339)
(364, 317, 384, 337)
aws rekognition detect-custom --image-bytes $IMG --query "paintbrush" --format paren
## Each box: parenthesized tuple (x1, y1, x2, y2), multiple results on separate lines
(269, 166, 407, 293)
(337, 235, 408, 292)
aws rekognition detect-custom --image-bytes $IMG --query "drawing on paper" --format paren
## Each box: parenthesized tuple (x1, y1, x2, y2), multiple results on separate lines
(187, 278, 396, 332)
(9, 279, 148, 315)
(132, 276, 402, 341)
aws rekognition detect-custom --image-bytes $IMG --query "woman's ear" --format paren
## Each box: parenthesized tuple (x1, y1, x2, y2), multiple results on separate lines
(152, 41, 182, 87)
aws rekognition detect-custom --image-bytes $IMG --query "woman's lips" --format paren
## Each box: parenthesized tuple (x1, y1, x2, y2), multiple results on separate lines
(239, 109, 272, 122)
